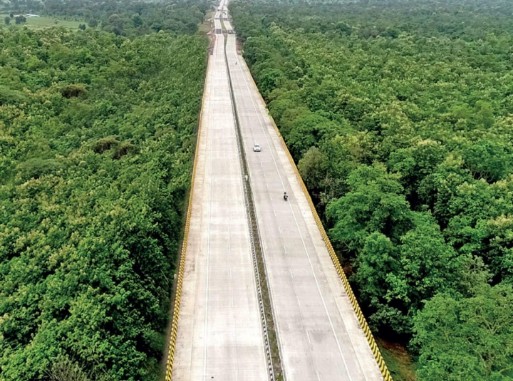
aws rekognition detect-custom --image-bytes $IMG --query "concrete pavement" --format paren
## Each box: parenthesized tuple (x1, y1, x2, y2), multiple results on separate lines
(172, 29, 268, 381)
(225, 31, 384, 381)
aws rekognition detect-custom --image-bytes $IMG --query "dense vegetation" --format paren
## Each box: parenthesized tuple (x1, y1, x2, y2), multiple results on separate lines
(0, 2, 208, 379)
(1, 0, 211, 36)
(231, 0, 513, 379)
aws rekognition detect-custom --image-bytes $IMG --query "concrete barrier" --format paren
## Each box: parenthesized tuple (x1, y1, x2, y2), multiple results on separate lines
(164, 50, 211, 381)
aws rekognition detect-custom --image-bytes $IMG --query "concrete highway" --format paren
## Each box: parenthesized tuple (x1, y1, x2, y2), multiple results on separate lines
(172, 20, 268, 381)
(172, 1, 384, 380)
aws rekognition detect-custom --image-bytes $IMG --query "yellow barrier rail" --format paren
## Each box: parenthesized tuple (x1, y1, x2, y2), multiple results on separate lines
(241, 62, 394, 381)
(164, 43, 211, 381)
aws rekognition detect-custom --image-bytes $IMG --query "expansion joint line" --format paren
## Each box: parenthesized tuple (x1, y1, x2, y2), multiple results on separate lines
(222, 32, 284, 381)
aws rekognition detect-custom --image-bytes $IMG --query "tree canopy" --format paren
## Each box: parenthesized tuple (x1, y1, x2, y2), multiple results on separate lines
(231, 0, 513, 378)
(0, 7, 208, 380)
(413, 283, 513, 380)
(1, 0, 212, 36)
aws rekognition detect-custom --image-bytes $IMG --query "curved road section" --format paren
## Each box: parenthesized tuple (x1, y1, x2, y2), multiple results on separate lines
(172, 18, 268, 381)
(224, 18, 384, 381)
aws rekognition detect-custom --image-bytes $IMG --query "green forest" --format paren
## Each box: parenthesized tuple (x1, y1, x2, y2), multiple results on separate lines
(230, 0, 513, 379)
(3, 0, 513, 379)
(1, 0, 211, 36)
(0, 1, 209, 379)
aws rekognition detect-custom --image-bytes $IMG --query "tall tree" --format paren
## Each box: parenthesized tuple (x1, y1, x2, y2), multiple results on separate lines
(413, 283, 513, 381)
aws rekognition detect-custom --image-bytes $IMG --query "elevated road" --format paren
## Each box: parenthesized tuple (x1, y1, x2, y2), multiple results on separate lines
(169, 1, 388, 380)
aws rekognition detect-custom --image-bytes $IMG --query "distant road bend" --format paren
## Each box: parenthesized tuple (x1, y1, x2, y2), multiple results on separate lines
(166, 1, 391, 380)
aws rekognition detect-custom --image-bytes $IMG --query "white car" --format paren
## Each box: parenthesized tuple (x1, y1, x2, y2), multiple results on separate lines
(253, 143, 262, 152)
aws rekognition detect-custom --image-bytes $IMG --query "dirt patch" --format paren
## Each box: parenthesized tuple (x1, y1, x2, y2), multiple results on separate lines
(236, 37, 243, 55)
(378, 338, 417, 381)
